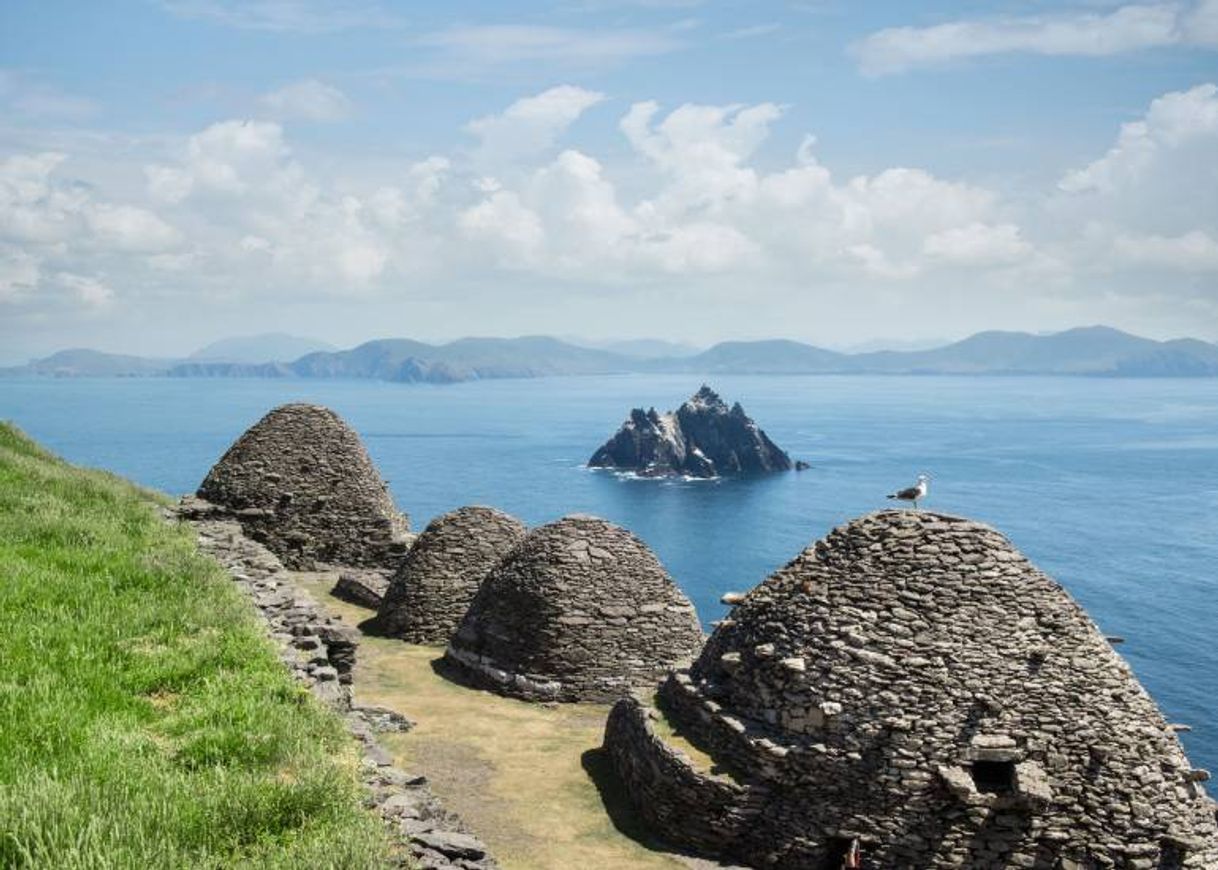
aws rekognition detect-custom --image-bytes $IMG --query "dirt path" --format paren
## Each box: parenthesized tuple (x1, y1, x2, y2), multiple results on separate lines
(295, 574, 712, 870)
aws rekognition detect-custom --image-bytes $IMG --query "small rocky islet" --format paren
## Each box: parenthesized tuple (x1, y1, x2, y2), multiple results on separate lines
(588, 384, 803, 478)
(178, 400, 1218, 869)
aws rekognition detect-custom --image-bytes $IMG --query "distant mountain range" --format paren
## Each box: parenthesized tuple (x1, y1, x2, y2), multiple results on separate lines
(188, 332, 334, 363)
(5, 326, 1218, 381)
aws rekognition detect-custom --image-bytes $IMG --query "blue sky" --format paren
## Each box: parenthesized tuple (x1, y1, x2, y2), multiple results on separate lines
(2, 0, 1217, 360)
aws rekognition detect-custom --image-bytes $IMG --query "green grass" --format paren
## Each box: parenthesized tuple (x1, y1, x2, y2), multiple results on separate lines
(0, 423, 393, 868)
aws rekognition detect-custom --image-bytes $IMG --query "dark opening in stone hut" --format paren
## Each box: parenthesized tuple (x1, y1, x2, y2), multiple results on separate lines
(196, 403, 410, 570)
(442, 514, 703, 703)
(367, 505, 528, 645)
(604, 510, 1218, 869)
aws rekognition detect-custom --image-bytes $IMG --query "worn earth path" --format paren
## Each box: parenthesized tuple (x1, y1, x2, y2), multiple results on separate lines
(294, 572, 742, 870)
(176, 499, 736, 869)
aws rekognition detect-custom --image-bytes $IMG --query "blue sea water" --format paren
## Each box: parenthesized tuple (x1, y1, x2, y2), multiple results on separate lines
(2, 374, 1216, 786)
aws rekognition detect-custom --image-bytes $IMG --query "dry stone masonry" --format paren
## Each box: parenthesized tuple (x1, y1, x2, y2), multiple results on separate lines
(604, 510, 1218, 869)
(175, 502, 498, 870)
(443, 514, 704, 702)
(196, 403, 411, 570)
(368, 506, 528, 645)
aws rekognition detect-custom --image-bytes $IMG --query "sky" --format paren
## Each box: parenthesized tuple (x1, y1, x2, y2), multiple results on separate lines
(1, 0, 1217, 362)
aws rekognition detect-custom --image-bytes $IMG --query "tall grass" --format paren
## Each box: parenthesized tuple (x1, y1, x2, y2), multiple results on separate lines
(0, 423, 392, 868)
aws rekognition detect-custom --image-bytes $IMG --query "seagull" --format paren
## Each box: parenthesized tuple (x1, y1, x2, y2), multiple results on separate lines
(888, 473, 930, 509)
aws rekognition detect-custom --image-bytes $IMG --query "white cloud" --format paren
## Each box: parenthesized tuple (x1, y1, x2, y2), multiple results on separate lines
(85, 204, 180, 252)
(722, 23, 782, 40)
(458, 98, 1013, 282)
(260, 79, 353, 122)
(157, 0, 399, 33)
(1114, 230, 1218, 269)
(413, 25, 681, 77)
(177, 119, 290, 196)
(466, 85, 605, 163)
(4, 81, 1216, 342)
(0, 247, 40, 301)
(56, 272, 114, 307)
(0, 70, 99, 120)
(145, 165, 194, 204)
(1059, 83, 1218, 193)
(854, 2, 1218, 76)
(138, 119, 445, 290)
(924, 222, 1031, 265)
(0, 151, 178, 254)
(459, 189, 546, 267)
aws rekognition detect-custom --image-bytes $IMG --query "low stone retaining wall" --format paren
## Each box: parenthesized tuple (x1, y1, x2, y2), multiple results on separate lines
(602, 695, 767, 862)
(176, 505, 498, 870)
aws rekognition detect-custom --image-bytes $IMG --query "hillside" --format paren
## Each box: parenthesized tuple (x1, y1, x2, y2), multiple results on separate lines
(850, 325, 1218, 375)
(8, 327, 1218, 381)
(661, 339, 847, 374)
(290, 335, 630, 383)
(3, 348, 179, 377)
(0, 423, 390, 867)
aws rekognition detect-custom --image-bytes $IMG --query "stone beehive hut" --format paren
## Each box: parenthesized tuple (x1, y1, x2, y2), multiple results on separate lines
(197, 403, 410, 570)
(442, 514, 704, 702)
(369, 506, 528, 645)
(605, 510, 1218, 869)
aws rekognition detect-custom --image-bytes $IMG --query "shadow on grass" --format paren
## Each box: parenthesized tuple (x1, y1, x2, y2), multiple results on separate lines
(580, 747, 674, 852)
(580, 747, 743, 867)
(428, 651, 484, 692)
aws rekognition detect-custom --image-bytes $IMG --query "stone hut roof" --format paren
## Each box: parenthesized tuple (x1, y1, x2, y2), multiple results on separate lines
(369, 506, 528, 645)
(197, 403, 410, 570)
(605, 510, 1218, 868)
(442, 514, 704, 702)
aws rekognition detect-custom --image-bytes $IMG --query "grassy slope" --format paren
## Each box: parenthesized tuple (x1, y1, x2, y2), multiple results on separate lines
(0, 423, 391, 868)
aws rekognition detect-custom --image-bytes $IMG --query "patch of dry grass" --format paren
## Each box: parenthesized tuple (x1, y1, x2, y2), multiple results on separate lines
(296, 575, 699, 870)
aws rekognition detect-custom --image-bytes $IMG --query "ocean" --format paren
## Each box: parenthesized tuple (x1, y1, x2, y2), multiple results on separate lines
(2, 373, 1216, 785)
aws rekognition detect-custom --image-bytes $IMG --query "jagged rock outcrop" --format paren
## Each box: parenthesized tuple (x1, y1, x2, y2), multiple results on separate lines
(367, 506, 528, 645)
(196, 403, 410, 570)
(588, 385, 793, 478)
(442, 515, 703, 702)
(604, 510, 1218, 869)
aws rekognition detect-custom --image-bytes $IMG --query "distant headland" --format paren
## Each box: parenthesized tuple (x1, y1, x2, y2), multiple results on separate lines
(5, 325, 1218, 382)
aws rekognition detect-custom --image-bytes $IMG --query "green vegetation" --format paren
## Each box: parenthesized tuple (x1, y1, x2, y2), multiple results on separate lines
(0, 423, 392, 868)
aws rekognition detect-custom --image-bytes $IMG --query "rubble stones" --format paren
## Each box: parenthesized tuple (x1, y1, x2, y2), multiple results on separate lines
(604, 510, 1218, 869)
(369, 506, 528, 645)
(443, 514, 704, 702)
(332, 570, 392, 609)
(589, 385, 793, 478)
(196, 403, 411, 570)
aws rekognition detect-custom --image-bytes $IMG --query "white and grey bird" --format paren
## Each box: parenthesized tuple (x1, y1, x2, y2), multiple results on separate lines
(887, 473, 930, 509)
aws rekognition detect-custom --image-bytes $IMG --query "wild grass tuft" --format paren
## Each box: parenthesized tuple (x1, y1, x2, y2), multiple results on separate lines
(0, 422, 392, 868)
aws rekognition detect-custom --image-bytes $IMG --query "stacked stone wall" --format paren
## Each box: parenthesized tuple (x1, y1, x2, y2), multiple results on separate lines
(178, 504, 498, 870)
(443, 515, 703, 702)
(605, 510, 1218, 868)
(603, 696, 763, 856)
(372, 506, 527, 645)
(196, 403, 410, 570)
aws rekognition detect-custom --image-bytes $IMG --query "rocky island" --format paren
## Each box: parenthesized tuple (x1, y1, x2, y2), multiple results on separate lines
(588, 385, 796, 478)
